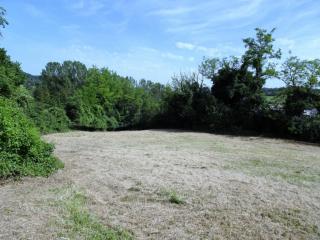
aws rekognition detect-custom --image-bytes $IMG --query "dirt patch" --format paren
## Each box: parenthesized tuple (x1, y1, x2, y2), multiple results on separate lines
(1, 130, 320, 239)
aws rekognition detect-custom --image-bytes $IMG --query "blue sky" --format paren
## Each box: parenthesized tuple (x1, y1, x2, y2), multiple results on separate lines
(1, 0, 320, 87)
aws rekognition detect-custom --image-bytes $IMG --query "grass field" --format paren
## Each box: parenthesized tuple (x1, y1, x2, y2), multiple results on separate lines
(0, 130, 319, 239)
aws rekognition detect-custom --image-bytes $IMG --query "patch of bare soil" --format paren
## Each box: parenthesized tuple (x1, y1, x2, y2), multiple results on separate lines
(1, 130, 320, 239)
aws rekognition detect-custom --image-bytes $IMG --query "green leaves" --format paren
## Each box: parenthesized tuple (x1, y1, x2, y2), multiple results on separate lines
(242, 28, 281, 81)
(280, 57, 320, 88)
(0, 48, 26, 97)
(0, 98, 63, 179)
(0, 7, 8, 36)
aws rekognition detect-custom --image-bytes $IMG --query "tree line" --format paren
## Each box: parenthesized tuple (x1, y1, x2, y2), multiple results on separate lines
(1, 6, 320, 179)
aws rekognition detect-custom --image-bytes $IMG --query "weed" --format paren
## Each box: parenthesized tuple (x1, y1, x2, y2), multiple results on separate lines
(159, 189, 185, 204)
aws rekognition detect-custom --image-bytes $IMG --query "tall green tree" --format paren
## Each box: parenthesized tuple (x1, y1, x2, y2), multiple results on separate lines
(201, 29, 281, 110)
(280, 56, 320, 88)
(0, 49, 25, 97)
(242, 28, 281, 84)
(34, 61, 87, 106)
(280, 56, 320, 117)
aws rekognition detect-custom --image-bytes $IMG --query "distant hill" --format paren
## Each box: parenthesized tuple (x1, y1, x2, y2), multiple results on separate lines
(262, 87, 284, 96)
(263, 87, 320, 96)
(24, 73, 41, 89)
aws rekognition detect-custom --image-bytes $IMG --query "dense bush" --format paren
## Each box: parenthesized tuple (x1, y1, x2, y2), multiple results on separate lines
(0, 98, 63, 178)
(31, 65, 165, 131)
(0, 48, 25, 98)
(34, 106, 70, 133)
(284, 87, 320, 117)
(288, 116, 320, 142)
(77, 103, 109, 130)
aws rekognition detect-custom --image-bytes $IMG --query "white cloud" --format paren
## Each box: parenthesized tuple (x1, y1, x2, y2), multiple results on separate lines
(161, 52, 184, 61)
(176, 42, 195, 50)
(277, 38, 296, 50)
(175, 42, 219, 56)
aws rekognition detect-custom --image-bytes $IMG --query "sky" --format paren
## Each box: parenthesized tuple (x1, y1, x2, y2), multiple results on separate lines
(1, 0, 320, 87)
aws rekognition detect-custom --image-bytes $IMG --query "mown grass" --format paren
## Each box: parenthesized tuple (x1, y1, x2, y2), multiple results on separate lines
(225, 158, 320, 186)
(261, 208, 320, 238)
(53, 187, 133, 240)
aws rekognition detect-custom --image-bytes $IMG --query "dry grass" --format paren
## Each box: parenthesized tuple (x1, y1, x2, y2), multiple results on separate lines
(0, 130, 320, 239)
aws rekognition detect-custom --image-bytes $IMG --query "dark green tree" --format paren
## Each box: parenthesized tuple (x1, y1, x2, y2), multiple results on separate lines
(34, 61, 87, 106)
(0, 49, 26, 97)
(199, 28, 281, 128)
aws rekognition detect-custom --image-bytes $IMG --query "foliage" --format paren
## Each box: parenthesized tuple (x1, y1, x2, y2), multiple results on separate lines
(34, 106, 70, 133)
(280, 57, 320, 88)
(242, 28, 281, 82)
(0, 48, 26, 97)
(197, 29, 282, 129)
(284, 87, 320, 117)
(65, 68, 165, 130)
(0, 16, 63, 179)
(34, 61, 87, 106)
(160, 28, 320, 141)
(0, 98, 63, 178)
(288, 116, 320, 142)
(0, 6, 8, 36)
(76, 102, 110, 130)
(161, 72, 216, 129)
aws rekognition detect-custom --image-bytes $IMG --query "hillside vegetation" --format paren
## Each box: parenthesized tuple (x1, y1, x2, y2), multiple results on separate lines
(0, 46, 63, 179)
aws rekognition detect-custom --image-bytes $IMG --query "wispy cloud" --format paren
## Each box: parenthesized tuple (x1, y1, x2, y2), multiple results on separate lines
(176, 41, 220, 56)
(69, 0, 106, 16)
(161, 52, 185, 61)
(139, 47, 192, 61)
(24, 4, 45, 18)
(277, 38, 295, 51)
(148, 0, 265, 35)
(148, 6, 196, 16)
(176, 42, 196, 50)
(222, 0, 264, 20)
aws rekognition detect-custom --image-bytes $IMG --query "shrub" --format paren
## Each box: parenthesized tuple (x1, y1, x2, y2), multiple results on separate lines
(34, 106, 70, 133)
(0, 98, 63, 178)
(0, 48, 25, 98)
(288, 116, 320, 142)
(77, 104, 109, 130)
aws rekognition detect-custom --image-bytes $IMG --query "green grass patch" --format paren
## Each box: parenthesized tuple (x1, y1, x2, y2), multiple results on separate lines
(159, 189, 185, 205)
(55, 187, 133, 240)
